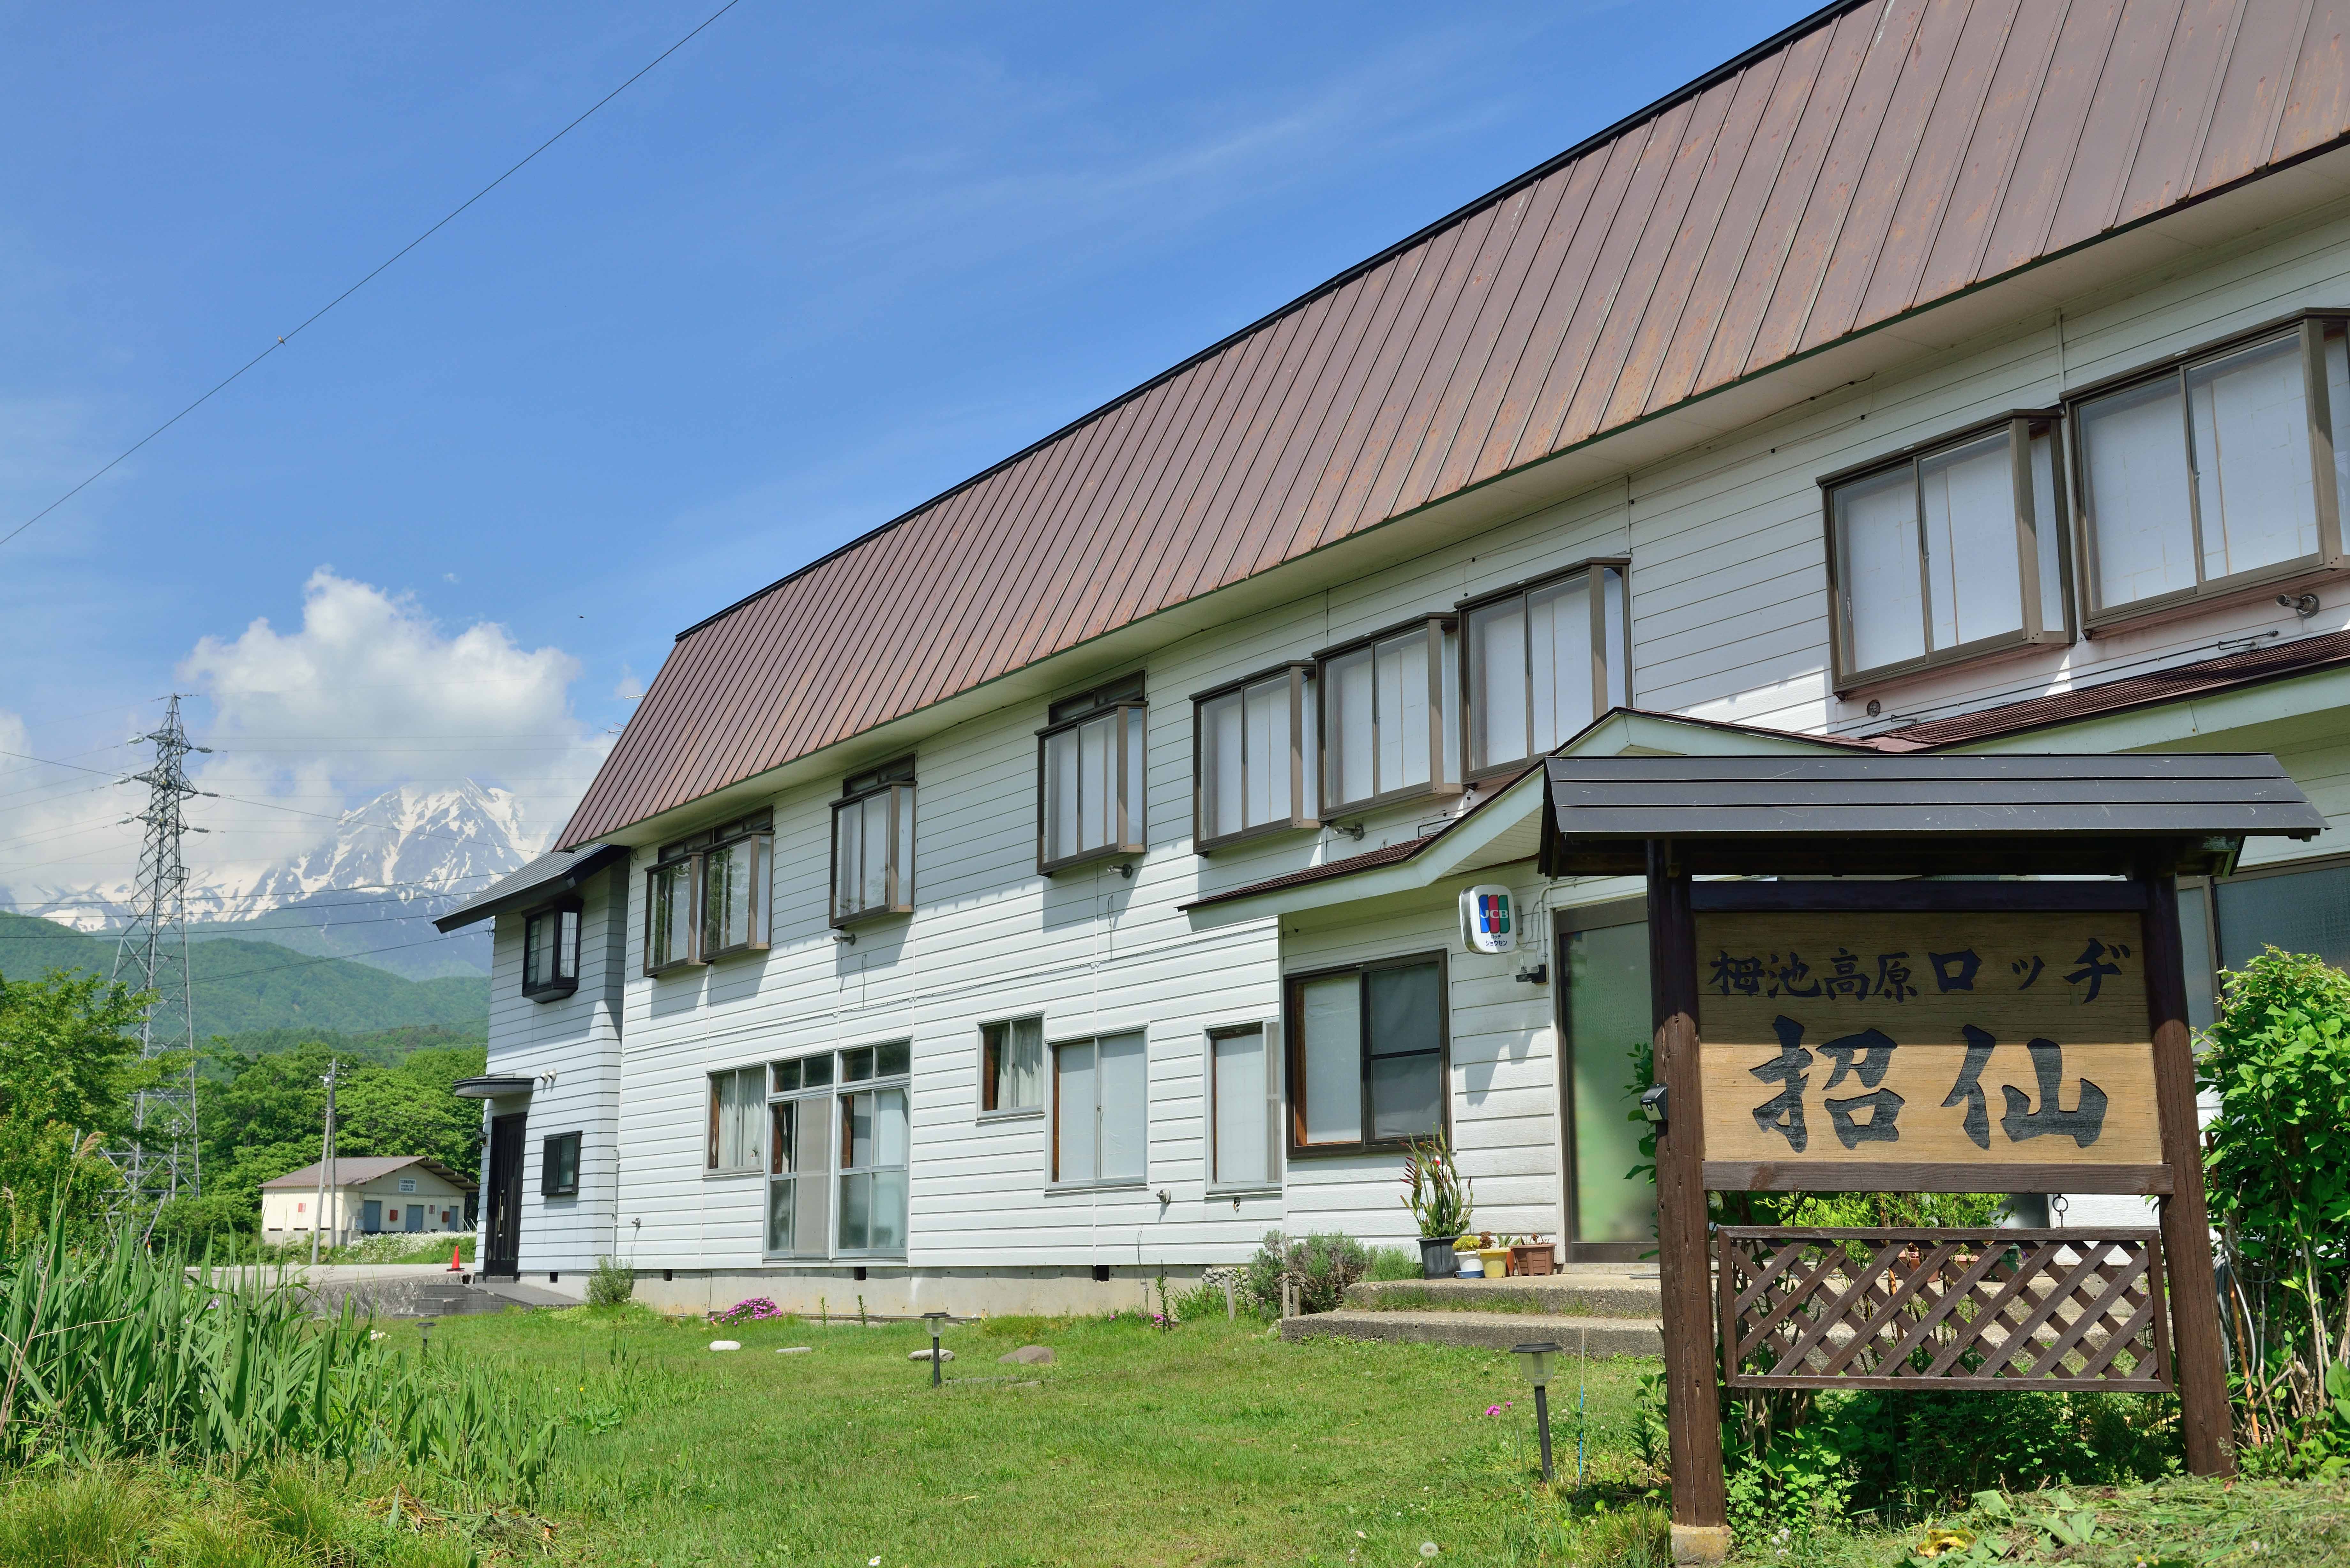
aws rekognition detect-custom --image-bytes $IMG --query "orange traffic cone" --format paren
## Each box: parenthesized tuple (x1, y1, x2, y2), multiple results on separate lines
(447, 1244, 463, 1272)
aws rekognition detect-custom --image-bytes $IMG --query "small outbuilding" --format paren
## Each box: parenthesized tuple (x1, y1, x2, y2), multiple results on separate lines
(260, 1156, 477, 1246)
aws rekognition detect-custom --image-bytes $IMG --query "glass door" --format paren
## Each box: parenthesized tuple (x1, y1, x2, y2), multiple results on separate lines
(1556, 902, 1655, 1261)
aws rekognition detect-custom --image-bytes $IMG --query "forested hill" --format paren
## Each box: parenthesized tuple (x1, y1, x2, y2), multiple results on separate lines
(0, 912, 487, 1036)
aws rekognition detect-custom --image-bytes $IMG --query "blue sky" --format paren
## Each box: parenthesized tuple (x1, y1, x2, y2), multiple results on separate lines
(0, 0, 1816, 895)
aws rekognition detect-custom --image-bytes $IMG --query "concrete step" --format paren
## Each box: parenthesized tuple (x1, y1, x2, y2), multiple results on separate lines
(1344, 1271, 1661, 1319)
(1282, 1308, 1662, 1356)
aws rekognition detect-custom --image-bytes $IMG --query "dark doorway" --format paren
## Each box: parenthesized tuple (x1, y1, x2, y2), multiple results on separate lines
(1555, 900, 1656, 1263)
(486, 1113, 527, 1277)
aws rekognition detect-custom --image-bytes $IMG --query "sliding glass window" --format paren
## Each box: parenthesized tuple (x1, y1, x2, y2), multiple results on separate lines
(831, 759, 915, 926)
(1317, 617, 1460, 814)
(2073, 313, 2350, 627)
(1462, 563, 1627, 778)
(1037, 676, 1145, 873)
(1285, 954, 1446, 1156)
(1824, 414, 2069, 691)
(1194, 663, 1318, 849)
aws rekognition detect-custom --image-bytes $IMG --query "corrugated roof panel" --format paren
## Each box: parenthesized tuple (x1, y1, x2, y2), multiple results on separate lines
(561, 0, 2350, 847)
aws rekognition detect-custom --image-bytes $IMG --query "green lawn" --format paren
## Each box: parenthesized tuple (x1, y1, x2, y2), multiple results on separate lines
(2, 1303, 2344, 1566)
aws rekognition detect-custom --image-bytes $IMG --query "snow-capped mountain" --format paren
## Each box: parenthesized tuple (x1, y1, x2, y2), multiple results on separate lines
(18, 781, 548, 977)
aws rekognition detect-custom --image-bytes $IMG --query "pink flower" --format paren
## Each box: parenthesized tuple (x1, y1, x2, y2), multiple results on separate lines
(1485, 1405, 1503, 1416)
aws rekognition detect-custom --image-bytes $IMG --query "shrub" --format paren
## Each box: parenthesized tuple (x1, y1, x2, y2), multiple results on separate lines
(1364, 1245, 1421, 1281)
(1240, 1230, 1370, 1315)
(712, 1296, 784, 1325)
(587, 1255, 636, 1307)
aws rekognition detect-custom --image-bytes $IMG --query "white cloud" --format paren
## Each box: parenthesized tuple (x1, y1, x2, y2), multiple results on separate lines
(172, 569, 609, 878)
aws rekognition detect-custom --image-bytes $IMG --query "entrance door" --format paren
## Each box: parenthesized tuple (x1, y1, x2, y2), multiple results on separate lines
(361, 1199, 382, 1233)
(486, 1113, 527, 1277)
(1555, 900, 1656, 1262)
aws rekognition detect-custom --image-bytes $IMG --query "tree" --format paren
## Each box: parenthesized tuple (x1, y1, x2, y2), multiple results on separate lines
(0, 968, 149, 1244)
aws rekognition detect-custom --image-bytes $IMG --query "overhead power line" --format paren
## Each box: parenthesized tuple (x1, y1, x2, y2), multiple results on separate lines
(0, 0, 746, 554)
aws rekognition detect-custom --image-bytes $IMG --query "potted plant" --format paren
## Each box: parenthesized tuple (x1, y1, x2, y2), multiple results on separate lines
(1453, 1235, 1485, 1276)
(1508, 1235, 1557, 1277)
(1476, 1233, 1512, 1280)
(1401, 1135, 1474, 1278)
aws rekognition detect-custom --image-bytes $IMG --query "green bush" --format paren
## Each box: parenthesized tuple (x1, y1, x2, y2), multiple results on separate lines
(1364, 1244, 1421, 1281)
(587, 1255, 637, 1307)
(1241, 1230, 1370, 1315)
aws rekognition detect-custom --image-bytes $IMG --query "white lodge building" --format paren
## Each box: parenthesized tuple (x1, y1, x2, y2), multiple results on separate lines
(440, 0, 2350, 1313)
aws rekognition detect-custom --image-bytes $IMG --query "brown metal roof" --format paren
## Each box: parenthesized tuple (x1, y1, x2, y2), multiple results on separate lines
(1869, 628, 2350, 750)
(563, 0, 2350, 847)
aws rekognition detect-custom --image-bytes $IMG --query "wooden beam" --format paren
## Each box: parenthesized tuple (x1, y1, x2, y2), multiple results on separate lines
(1648, 845, 1726, 1539)
(2142, 863, 2235, 1476)
(1687, 881, 2150, 913)
(1703, 1161, 2175, 1194)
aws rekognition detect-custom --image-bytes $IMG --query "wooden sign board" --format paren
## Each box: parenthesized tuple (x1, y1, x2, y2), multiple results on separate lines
(1694, 911, 2164, 1191)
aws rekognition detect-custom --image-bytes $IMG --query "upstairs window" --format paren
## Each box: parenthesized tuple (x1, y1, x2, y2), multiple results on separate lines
(980, 1016, 1044, 1113)
(522, 903, 581, 999)
(1286, 954, 1446, 1155)
(1462, 563, 1628, 776)
(1038, 676, 1145, 872)
(644, 810, 771, 973)
(2074, 314, 2349, 625)
(1194, 664, 1319, 849)
(832, 759, 915, 926)
(1825, 414, 2069, 691)
(1317, 617, 1460, 815)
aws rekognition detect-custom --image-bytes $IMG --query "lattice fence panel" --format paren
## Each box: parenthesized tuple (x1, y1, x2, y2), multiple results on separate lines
(1717, 1227, 2172, 1391)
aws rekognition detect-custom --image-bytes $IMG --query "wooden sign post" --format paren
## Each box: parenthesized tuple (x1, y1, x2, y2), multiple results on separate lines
(1539, 754, 2324, 1567)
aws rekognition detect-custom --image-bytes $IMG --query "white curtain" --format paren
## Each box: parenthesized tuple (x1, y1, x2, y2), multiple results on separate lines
(1298, 974, 1363, 1144)
(1212, 1029, 1269, 1186)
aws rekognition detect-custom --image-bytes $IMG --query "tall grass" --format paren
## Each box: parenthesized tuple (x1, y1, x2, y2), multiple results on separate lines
(0, 1224, 562, 1501)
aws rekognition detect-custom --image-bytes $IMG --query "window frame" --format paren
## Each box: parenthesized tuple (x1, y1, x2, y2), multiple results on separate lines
(2066, 308, 2350, 634)
(763, 1057, 835, 1258)
(1282, 949, 1451, 1159)
(1819, 410, 2074, 695)
(978, 1014, 1045, 1119)
(699, 828, 773, 960)
(541, 1131, 581, 1198)
(833, 1041, 912, 1258)
(1455, 559, 1631, 782)
(1205, 1020, 1284, 1195)
(1191, 661, 1321, 852)
(521, 900, 583, 1000)
(643, 853, 703, 975)
(830, 758, 917, 927)
(705, 1066, 765, 1176)
(1313, 614, 1462, 816)
(1048, 1029, 1150, 1190)
(1035, 676, 1148, 875)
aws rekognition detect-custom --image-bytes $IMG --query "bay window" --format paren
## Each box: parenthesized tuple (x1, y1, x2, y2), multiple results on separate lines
(1194, 663, 1319, 848)
(645, 855, 698, 973)
(1051, 1030, 1147, 1186)
(981, 1016, 1043, 1113)
(1462, 563, 1627, 777)
(707, 1067, 763, 1173)
(522, 903, 580, 999)
(701, 829, 771, 957)
(1317, 617, 1460, 813)
(1286, 954, 1446, 1154)
(2073, 313, 2348, 624)
(1207, 1022, 1281, 1189)
(1038, 676, 1145, 872)
(832, 759, 915, 925)
(1823, 413, 2069, 691)
(645, 810, 772, 973)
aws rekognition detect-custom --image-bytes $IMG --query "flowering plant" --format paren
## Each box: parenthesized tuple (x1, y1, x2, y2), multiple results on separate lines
(712, 1296, 785, 1325)
(1400, 1134, 1473, 1239)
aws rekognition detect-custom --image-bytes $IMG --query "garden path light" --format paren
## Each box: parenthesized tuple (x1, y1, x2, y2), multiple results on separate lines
(1512, 1339, 1561, 1482)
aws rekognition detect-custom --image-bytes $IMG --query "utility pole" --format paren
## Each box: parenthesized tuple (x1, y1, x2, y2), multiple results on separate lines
(111, 694, 210, 1224)
(311, 1056, 341, 1265)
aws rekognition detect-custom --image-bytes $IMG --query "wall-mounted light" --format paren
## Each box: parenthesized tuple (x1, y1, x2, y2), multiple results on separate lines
(2279, 592, 2322, 619)
(833, 930, 857, 946)
(1638, 1083, 1668, 1131)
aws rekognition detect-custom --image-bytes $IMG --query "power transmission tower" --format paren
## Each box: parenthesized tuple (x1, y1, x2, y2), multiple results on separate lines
(111, 694, 210, 1215)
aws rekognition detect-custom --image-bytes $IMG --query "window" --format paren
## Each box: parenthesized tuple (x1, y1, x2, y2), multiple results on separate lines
(981, 1016, 1043, 1113)
(707, 1067, 763, 1173)
(1286, 954, 1446, 1154)
(1207, 1022, 1281, 1189)
(1317, 617, 1460, 813)
(1038, 676, 1146, 872)
(1823, 415, 2069, 690)
(764, 1072, 830, 1254)
(832, 758, 916, 925)
(645, 813, 772, 973)
(523, 903, 581, 998)
(1462, 564, 1629, 775)
(541, 1132, 580, 1197)
(1052, 1031, 1147, 1186)
(2073, 314, 2350, 625)
(1194, 664, 1319, 848)
(837, 1042, 910, 1253)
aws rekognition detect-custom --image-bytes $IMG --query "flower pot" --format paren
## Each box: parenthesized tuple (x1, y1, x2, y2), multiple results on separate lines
(1478, 1247, 1512, 1279)
(1509, 1243, 1556, 1277)
(1458, 1256, 1484, 1278)
(1419, 1236, 1460, 1279)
